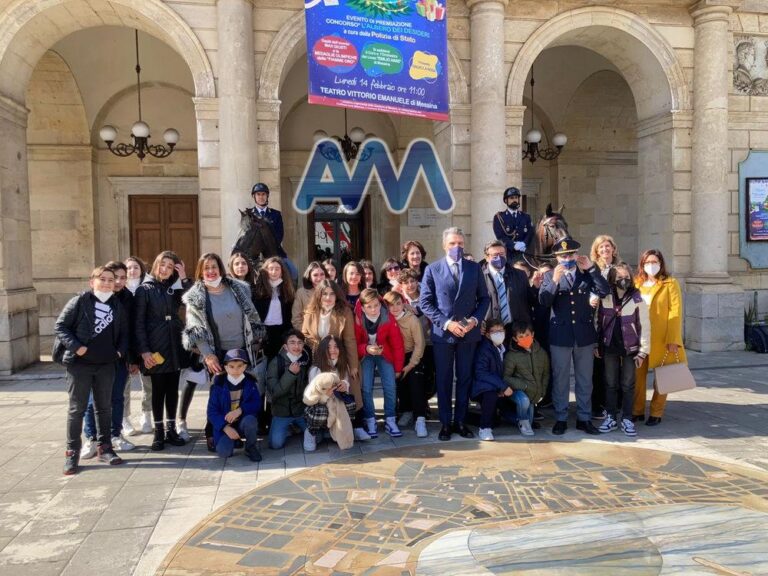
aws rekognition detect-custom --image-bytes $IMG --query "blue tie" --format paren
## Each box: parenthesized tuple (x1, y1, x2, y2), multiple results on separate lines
(494, 272, 512, 325)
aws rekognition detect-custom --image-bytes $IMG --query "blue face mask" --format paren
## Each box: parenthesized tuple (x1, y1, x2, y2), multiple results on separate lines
(490, 255, 506, 270)
(448, 246, 464, 261)
(561, 258, 577, 269)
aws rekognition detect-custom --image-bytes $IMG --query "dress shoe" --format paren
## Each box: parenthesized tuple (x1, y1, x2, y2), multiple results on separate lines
(438, 426, 452, 441)
(631, 414, 645, 423)
(552, 421, 567, 435)
(645, 416, 662, 426)
(532, 421, 541, 430)
(576, 420, 600, 435)
(452, 423, 474, 439)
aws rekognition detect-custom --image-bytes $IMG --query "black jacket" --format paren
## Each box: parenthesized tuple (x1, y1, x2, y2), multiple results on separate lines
(54, 292, 129, 365)
(114, 289, 136, 363)
(133, 276, 192, 374)
(480, 261, 534, 326)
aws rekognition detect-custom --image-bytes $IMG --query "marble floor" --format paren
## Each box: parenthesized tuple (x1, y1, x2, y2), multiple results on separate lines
(161, 442, 768, 575)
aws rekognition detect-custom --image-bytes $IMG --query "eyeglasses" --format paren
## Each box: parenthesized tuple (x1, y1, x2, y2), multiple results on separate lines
(386, 265, 401, 272)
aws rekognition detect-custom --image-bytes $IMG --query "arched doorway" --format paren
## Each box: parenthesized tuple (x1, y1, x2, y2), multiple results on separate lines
(0, 0, 214, 371)
(507, 7, 690, 272)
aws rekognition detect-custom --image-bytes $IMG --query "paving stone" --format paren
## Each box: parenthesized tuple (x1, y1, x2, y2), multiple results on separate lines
(60, 527, 153, 576)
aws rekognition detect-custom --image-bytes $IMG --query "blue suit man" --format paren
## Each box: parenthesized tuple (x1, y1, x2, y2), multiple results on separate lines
(246, 183, 298, 281)
(420, 227, 490, 440)
(493, 187, 534, 261)
(539, 238, 609, 436)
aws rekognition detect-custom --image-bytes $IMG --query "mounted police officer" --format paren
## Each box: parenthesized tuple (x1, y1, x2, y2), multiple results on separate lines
(493, 187, 534, 262)
(539, 238, 609, 437)
(245, 183, 298, 282)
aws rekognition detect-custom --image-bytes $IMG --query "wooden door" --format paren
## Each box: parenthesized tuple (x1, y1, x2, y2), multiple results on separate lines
(129, 195, 199, 270)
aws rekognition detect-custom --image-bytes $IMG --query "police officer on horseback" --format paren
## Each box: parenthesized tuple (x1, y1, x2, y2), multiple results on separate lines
(493, 187, 534, 262)
(245, 183, 298, 282)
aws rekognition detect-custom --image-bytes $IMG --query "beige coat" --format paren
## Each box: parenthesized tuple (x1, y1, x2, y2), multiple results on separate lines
(301, 305, 360, 374)
(291, 287, 314, 331)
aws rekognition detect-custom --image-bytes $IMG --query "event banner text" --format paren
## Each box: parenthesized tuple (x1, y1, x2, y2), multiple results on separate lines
(304, 0, 449, 121)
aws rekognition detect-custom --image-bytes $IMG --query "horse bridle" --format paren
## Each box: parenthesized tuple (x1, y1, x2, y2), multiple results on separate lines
(520, 216, 568, 270)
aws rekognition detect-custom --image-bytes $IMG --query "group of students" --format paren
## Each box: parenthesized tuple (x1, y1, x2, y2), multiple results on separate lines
(54, 191, 685, 475)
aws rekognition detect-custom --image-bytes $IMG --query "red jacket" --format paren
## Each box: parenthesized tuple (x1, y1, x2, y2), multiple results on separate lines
(354, 299, 405, 373)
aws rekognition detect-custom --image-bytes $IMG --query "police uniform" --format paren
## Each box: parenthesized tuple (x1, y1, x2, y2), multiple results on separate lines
(493, 187, 534, 259)
(538, 238, 609, 433)
(245, 183, 298, 281)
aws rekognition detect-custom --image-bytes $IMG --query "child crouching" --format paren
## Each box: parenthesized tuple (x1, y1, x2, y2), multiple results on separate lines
(503, 321, 549, 437)
(207, 349, 262, 462)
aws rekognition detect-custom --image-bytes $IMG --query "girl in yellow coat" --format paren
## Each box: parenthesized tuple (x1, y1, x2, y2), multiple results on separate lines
(632, 249, 686, 425)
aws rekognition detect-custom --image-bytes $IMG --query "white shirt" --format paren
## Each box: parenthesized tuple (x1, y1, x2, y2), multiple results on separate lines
(263, 287, 282, 326)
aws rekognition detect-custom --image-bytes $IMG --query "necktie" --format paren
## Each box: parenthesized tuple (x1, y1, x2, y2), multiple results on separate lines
(494, 272, 512, 324)
(567, 272, 574, 288)
(451, 262, 459, 284)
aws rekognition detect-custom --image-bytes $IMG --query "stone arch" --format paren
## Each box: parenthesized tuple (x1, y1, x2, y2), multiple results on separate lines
(258, 9, 469, 106)
(506, 7, 690, 120)
(0, 0, 215, 103)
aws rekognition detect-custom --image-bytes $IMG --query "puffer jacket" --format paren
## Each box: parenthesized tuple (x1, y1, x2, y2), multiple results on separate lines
(267, 347, 312, 418)
(353, 299, 405, 373)
(597, 287, 650, 357)
(54, 291, 129, 365)
(133, 275, 192, 374)
(503, 340, 550, 405)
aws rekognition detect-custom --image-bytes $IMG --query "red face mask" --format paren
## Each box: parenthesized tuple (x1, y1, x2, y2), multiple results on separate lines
(516, 334, 534, 349)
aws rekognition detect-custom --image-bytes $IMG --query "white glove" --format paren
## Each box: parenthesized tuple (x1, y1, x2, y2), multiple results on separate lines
(514, 242, 526, 252)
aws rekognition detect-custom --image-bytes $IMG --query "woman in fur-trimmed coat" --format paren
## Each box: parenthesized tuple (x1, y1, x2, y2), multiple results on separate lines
(179, 253, 266, 447)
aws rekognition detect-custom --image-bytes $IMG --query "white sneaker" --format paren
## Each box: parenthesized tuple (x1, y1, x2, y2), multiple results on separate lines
(80, 438, 98, 459)
(303, 429, 317, 452)
(176, 420, 191, 442)
(385, 417, 403, 438)
(478, 428, 494, 441)
(366, 417, 378, 439)
(518, 420, 535, 437)
(353, 427, 371, 441)
(139, 411, 153, 434)
(599, 415, 618, 433)
(397, 411, 414, 428)
(112, 435, 135, 451)
(122, 417, 137, 437)
(621, 418, 638, 437)
(414, 417, 428, 438)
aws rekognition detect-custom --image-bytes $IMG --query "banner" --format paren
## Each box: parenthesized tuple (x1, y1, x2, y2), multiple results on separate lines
(304, 0, 449, 121)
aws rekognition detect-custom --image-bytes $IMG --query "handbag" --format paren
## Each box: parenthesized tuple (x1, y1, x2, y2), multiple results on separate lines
(654, 350, 696, 394)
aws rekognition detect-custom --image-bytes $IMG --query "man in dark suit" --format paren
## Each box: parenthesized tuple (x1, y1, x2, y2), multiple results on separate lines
(480, 240, 534, 337)
(539, 238, 609, 436)
(246, 182, 298, 281)
(420, 227, 490, 441)
(492, 187, 534, 262)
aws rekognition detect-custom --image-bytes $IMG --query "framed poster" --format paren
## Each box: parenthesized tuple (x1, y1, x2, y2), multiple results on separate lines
(747, 177, 768, 241)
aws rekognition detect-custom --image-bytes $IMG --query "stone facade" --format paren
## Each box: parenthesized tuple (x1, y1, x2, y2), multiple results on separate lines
(0, 0, 767, 371)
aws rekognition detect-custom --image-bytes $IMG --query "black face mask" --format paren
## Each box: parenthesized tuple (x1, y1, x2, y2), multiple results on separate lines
(509, 201, 520, 210)
(616, 278, 632, 291)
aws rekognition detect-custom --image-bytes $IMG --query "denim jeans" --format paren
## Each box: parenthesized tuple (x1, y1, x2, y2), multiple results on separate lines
(361, 355, 397, 419)
(216, 414, 259, 458)
(511, 390, 534, 425)
(268, 415, 307, 449)
(66, 362, 115, 451)
(84, 361, 128, 440)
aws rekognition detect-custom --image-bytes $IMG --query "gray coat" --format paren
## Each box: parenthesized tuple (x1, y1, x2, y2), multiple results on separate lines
(182, 278, 266, 365)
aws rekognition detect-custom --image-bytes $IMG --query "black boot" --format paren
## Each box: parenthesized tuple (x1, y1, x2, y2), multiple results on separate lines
(151, 425, 165, 451)
(165, 422, 185, 446)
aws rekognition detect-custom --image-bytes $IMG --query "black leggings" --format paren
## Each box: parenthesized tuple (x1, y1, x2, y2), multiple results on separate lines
(150, 371, 180, 425)
(397, 352, 427, 417)
(179, 380, 197, 421)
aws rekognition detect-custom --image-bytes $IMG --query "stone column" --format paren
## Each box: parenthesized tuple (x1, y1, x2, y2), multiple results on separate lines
(0, 94, 39, 373)
(467, 0, 508, 257)
(685, 0, 744, 351)
(217, 0, 259, 253)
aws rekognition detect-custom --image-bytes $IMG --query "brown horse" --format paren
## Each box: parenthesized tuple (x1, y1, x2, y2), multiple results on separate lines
(523, 203, 570, 270)
(231, 210, 281, 268)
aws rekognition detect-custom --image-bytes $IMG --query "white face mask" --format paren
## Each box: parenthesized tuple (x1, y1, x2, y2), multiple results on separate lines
(228, 373, 246, 385)
(204, 277, 222, 288)
(93, 290, 113, 303)
(287, 352, 302, 363)
(490, 332, 505, 346)
(126, 278, 141, 292)
(329, 358, 338, 367)
(269, 279, 283, 288)
(644, 263, 661, 278)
